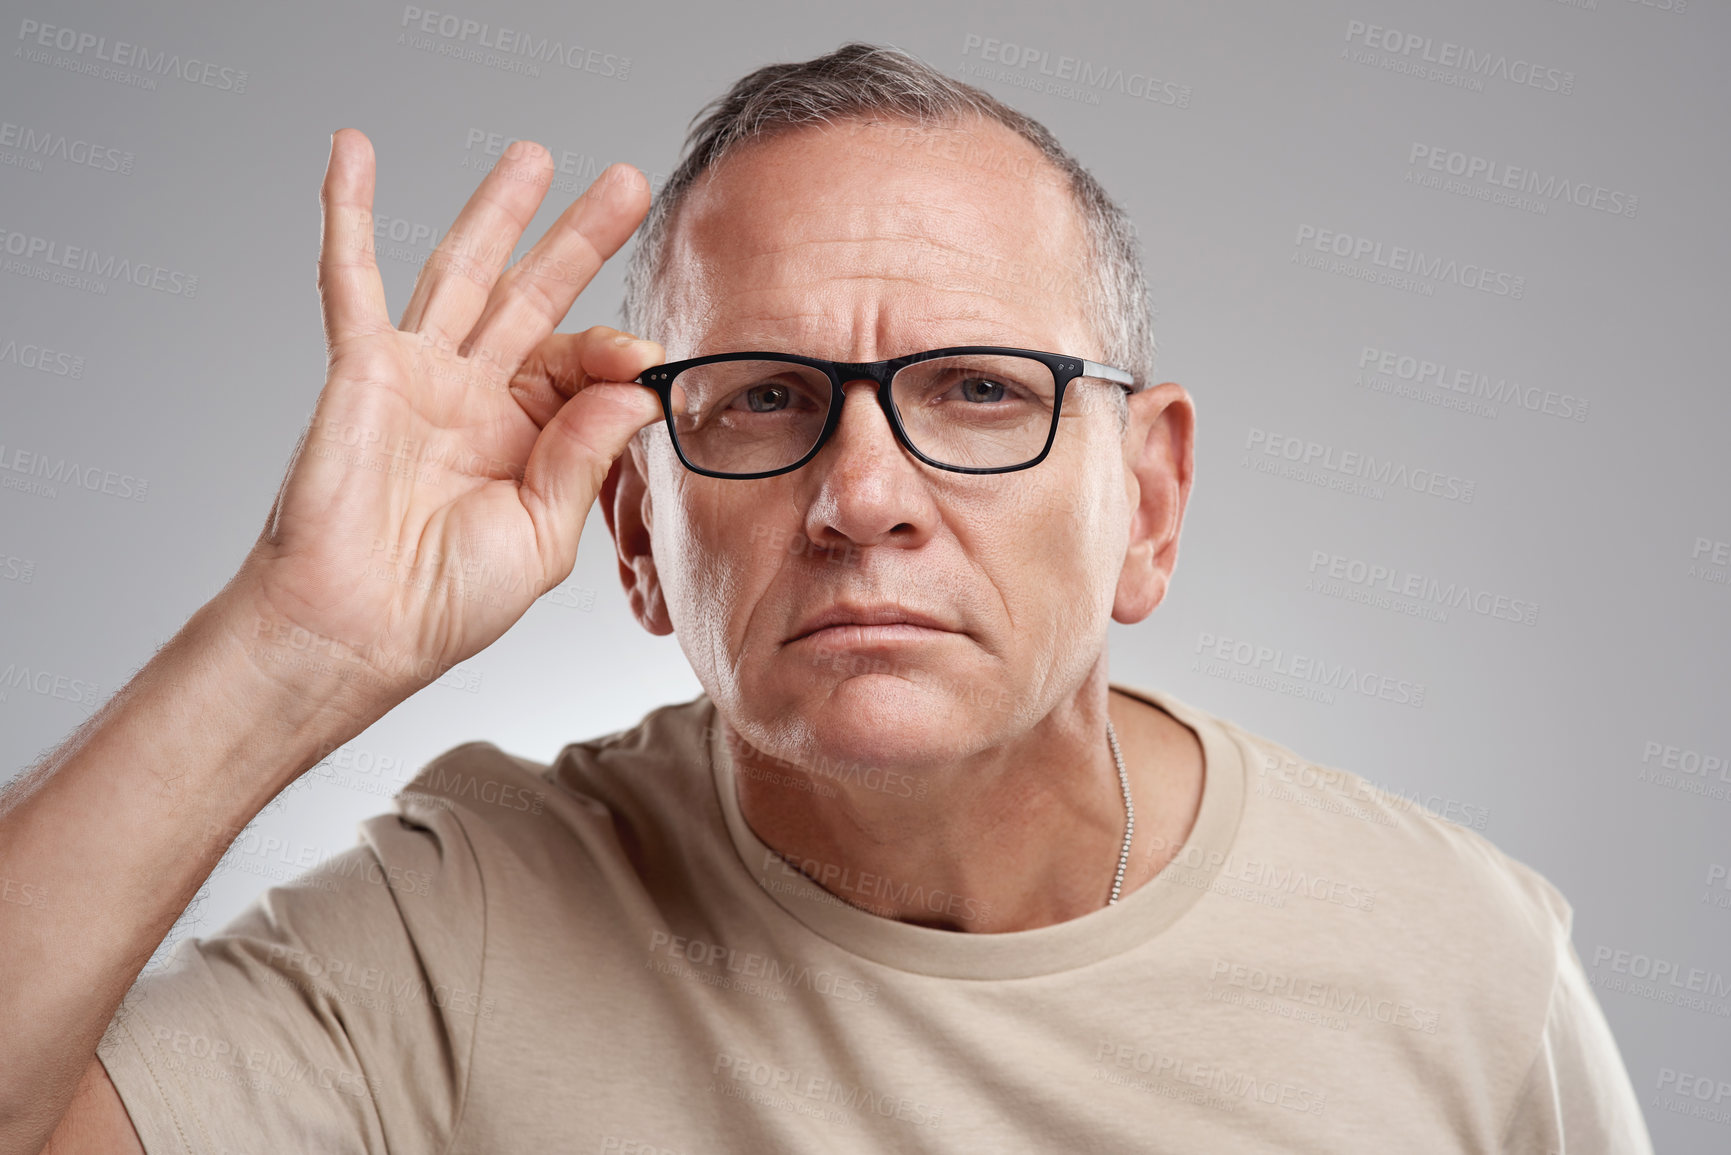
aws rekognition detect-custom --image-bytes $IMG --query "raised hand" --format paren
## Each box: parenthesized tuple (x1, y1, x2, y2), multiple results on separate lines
(229, 128, 674, 710)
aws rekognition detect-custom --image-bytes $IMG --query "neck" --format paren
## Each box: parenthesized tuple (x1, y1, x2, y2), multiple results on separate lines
(727, 669, 1205, 932)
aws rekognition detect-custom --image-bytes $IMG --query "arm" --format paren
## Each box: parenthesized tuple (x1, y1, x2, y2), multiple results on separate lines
(4, 127, 671, 1155)
(1, 591, 383, 1154)
(1498, 936, 1655, 1154)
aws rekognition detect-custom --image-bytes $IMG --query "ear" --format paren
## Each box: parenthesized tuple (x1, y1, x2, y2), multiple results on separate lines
(1113, 382, 1195, 625)
(600, 437, 674, 636)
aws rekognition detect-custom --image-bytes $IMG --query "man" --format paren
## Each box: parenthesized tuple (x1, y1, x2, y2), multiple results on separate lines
(3, 42, 1651, 1153)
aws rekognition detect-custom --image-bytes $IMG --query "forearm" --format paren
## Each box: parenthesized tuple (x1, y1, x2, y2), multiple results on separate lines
(0, 588, 398, 1151)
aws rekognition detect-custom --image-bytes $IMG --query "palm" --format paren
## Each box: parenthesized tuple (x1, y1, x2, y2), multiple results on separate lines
(238, 130, 666, 703)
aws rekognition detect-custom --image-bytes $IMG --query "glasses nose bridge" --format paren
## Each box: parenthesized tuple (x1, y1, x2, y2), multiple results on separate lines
(814, 360, 911, 462)
(830, 358, 897, 391)
(826, 359, 901, 423)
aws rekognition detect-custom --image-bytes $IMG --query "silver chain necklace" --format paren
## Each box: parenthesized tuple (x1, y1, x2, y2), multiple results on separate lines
(770, 720, 1136, 909)
(1105, 718, 1134, 905)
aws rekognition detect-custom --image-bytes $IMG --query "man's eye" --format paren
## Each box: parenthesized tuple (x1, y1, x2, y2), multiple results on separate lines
(745, 384, 790, 412)
(954, 377, 1009, 403)
(730, 383, 817, 413)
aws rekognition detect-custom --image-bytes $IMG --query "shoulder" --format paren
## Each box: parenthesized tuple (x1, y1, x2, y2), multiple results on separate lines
(388, 693, 717, 880)
(398, 693, 714, 813)
(397, 738, 558, 820)
(1225, 714, 1569, 1028)
(1225, 718, 1572, 940)
(1126, 685, 1572, 950)
(1156, 696, 1576, 1057)
(1206, 714, 1652, 1148)
(1199, 711, 1584, 1127)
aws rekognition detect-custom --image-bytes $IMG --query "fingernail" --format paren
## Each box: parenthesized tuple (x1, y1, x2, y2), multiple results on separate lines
(610, 334, 635, 347)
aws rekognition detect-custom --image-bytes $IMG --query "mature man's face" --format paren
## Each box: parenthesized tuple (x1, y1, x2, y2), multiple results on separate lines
(610, 115, 1179, 771)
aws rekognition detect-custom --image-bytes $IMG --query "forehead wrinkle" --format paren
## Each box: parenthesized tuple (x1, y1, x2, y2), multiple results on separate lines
(721, 271, 1028, 295)
(699, 246, 1090, 321)
(692, 303, 1072, 355)
(668, 141, 1098, 364)
(699, 229, 1053, 279)
(754, 186, 1002, 238)
(692, 174, 1072, 270)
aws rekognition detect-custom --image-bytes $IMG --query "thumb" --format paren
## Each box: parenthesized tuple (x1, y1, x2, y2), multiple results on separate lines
(519, 379, 666, 576)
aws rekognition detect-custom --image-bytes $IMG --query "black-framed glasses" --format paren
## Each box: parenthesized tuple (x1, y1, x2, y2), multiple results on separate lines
(634, 346, 1141, 479)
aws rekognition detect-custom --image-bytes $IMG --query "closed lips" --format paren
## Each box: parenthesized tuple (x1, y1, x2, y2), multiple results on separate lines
(789, 606, 956, 642)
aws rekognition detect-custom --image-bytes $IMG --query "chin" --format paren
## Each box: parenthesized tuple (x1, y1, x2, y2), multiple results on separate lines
(789, 671, 990, 767)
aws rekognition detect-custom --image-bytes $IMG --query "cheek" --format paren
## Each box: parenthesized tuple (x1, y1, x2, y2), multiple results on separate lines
(963, 494, 1099, 617)
(655, 473, 785, 651)
(1035, 510, 1112, 605)
(1014, 466, 1126, 613)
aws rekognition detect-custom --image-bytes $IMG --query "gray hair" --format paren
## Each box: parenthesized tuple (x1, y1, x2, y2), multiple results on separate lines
(621, 41, 1154, 434)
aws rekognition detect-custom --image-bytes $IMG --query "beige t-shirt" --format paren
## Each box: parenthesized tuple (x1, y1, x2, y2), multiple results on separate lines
(98, 683, 1653, 1153)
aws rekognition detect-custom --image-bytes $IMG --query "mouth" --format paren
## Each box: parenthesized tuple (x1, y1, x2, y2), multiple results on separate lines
(787, 604, 959, 645)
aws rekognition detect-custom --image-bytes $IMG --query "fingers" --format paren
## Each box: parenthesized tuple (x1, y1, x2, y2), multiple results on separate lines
(507, 326, 669, 429)
(458, 163, 653, 376)
(317, 130, 392, 352)
(396, 140, 554, 356)
(516, 363, 669, 586)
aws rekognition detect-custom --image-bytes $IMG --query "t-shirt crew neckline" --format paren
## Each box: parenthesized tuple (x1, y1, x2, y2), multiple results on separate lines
(707, 682, 1248, 980)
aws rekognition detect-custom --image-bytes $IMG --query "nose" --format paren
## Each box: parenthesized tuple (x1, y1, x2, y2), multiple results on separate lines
(833, 378, 898, 444)
(799, 380, 933, 551)
(818, 377, 923, 474)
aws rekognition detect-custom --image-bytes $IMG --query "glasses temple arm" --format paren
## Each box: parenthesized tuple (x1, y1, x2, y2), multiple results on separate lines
(1081, 359, 1141, 392)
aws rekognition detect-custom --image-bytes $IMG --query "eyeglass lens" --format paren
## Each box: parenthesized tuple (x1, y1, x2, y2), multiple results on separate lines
(666, 354, 1060, 474)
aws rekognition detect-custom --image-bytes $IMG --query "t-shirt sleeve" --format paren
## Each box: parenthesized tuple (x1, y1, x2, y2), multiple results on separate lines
(1498, 935, 1655, 1154)
(95, 791, 487, 1155)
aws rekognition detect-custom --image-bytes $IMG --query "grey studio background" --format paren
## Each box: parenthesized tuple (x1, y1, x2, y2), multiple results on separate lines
(2, 0, 1727, 1148)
